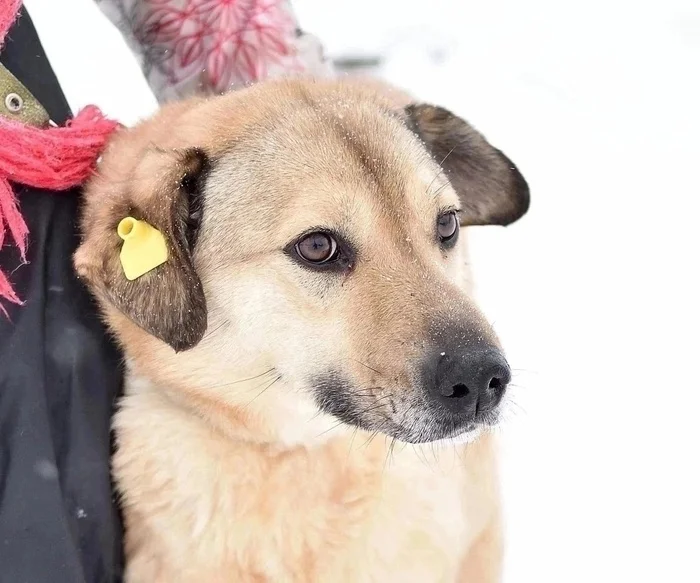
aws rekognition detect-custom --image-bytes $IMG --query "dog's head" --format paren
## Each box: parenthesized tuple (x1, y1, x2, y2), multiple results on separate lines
(75, 79, 528, 444)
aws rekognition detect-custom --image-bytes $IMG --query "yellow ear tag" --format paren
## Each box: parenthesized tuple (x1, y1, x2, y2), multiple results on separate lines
(117, 217, 168, 281)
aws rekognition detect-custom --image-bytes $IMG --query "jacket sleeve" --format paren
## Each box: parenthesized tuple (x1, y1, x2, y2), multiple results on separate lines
(93, 0, 333, 103)
(0, 7, 124, 583)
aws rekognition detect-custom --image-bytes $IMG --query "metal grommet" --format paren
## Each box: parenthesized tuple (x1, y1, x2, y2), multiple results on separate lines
(5, 92, 23, 112)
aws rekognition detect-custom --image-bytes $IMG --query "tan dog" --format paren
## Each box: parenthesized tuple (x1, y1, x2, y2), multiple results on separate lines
(74, 78, 529, 582)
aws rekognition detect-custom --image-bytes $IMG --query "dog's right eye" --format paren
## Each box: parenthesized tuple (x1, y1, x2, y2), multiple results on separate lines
(295, 232, 339, 264)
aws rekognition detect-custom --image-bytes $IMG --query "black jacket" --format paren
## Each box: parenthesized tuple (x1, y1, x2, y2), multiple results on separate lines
(0, 8, 124, 583)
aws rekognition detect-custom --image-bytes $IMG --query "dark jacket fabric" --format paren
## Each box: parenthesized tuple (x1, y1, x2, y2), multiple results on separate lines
(0, 8, 124, 583)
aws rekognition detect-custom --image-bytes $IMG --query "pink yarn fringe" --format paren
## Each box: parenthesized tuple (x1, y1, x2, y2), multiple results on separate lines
(0, 108, 120, 311)
(0, 0, 22, 45)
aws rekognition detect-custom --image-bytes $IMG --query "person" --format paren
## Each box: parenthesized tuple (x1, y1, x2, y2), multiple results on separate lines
(0, 2, 328, 581)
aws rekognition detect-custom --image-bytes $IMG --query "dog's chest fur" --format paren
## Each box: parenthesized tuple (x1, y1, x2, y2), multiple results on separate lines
(115, 380, 496, 583)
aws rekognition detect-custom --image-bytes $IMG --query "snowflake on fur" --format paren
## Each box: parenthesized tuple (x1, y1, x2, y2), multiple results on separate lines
(136, 0, 301, 93)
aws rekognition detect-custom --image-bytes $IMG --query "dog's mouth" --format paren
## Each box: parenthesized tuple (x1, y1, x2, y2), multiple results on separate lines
(311, 375, 502, 444)
(378, 409, 498, 444)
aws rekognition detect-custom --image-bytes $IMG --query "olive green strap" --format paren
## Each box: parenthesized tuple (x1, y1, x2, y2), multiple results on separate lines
(0, 61, 50, 127)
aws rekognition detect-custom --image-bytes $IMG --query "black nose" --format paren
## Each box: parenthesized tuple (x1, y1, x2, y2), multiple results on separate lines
(421, 347, 510, 421)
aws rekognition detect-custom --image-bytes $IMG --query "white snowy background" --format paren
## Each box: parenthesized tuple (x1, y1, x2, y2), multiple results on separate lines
(24, 0, 700, 581)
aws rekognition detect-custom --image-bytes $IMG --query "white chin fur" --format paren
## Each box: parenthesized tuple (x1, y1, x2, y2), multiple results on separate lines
(431, 425, 485, 448)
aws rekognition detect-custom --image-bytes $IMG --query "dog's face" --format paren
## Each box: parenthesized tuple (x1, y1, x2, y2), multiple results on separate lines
(75, 80, 528, 445)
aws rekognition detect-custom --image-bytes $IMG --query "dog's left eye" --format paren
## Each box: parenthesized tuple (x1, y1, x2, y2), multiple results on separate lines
(437, 211, 459, 245)
(295, 232, 339, 264)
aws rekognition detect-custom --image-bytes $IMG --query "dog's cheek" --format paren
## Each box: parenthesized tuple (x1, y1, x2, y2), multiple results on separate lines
(269, 314, 349, 389)
(209, 271, 348, 381)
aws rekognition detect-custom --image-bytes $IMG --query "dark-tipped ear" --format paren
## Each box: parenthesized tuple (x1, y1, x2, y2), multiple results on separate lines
(405, 104, 530, 226)
(75, 147, 209, 352)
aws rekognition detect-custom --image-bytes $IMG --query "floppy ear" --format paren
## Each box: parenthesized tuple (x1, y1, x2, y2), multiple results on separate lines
(405, 104, 530, 226)
(74, 147, 208, 352)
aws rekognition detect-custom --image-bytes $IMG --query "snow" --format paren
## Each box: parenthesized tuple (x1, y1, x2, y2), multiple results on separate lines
(24, 0, 158, 125)
(294, 2, 700, 580)
(24, 0, 700, 580)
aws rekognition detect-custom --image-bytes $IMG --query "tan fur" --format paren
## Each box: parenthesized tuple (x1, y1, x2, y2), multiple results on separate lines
(75, 78, 526, 582)
(115, 376, 500, 583)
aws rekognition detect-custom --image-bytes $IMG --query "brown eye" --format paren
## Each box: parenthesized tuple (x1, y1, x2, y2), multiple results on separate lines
(437, 211, 459, 243)
(295, 232, 338, 264)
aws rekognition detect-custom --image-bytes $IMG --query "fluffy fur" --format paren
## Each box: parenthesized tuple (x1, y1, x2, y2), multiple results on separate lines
(74, 78, 528, 582)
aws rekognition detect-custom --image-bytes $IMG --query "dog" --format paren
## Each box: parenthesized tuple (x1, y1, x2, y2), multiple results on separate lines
(74, 77, 529, 582)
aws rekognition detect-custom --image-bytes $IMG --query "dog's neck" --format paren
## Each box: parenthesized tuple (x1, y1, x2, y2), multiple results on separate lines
(123, 362, 355, 450)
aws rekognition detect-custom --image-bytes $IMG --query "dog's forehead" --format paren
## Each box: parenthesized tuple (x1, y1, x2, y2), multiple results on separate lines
(202, 97, 456, 249)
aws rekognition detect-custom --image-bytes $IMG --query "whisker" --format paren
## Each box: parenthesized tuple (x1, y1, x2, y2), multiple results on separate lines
(242, 374, 282, 408)
(315, 419, 348, 439)
(430, 441, 439, 464)
(343, 386, 386, 398)
(360, 430, 380, 450)
(348, 358, 384, 376)
(314, 396, 393, 439)
(205, 368, 276, 391)
(383, 437, 397, 472)
(511, 368, 539, 375)
(426, 145, 457, 194)
(346, 427, 360, 461)
(413, 443, 432, 468)
(508, 383, 532, 392)
(201, 320, 228, 341)
(354, 399, 394, 417)
(503, 398, 527, 416)
(438, 145, 457, 167)
(367, 431, 381, 450)
(431, 180, 452, 199)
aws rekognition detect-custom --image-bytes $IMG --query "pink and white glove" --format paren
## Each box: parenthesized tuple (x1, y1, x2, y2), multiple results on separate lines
(95, 0, 332, 102)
